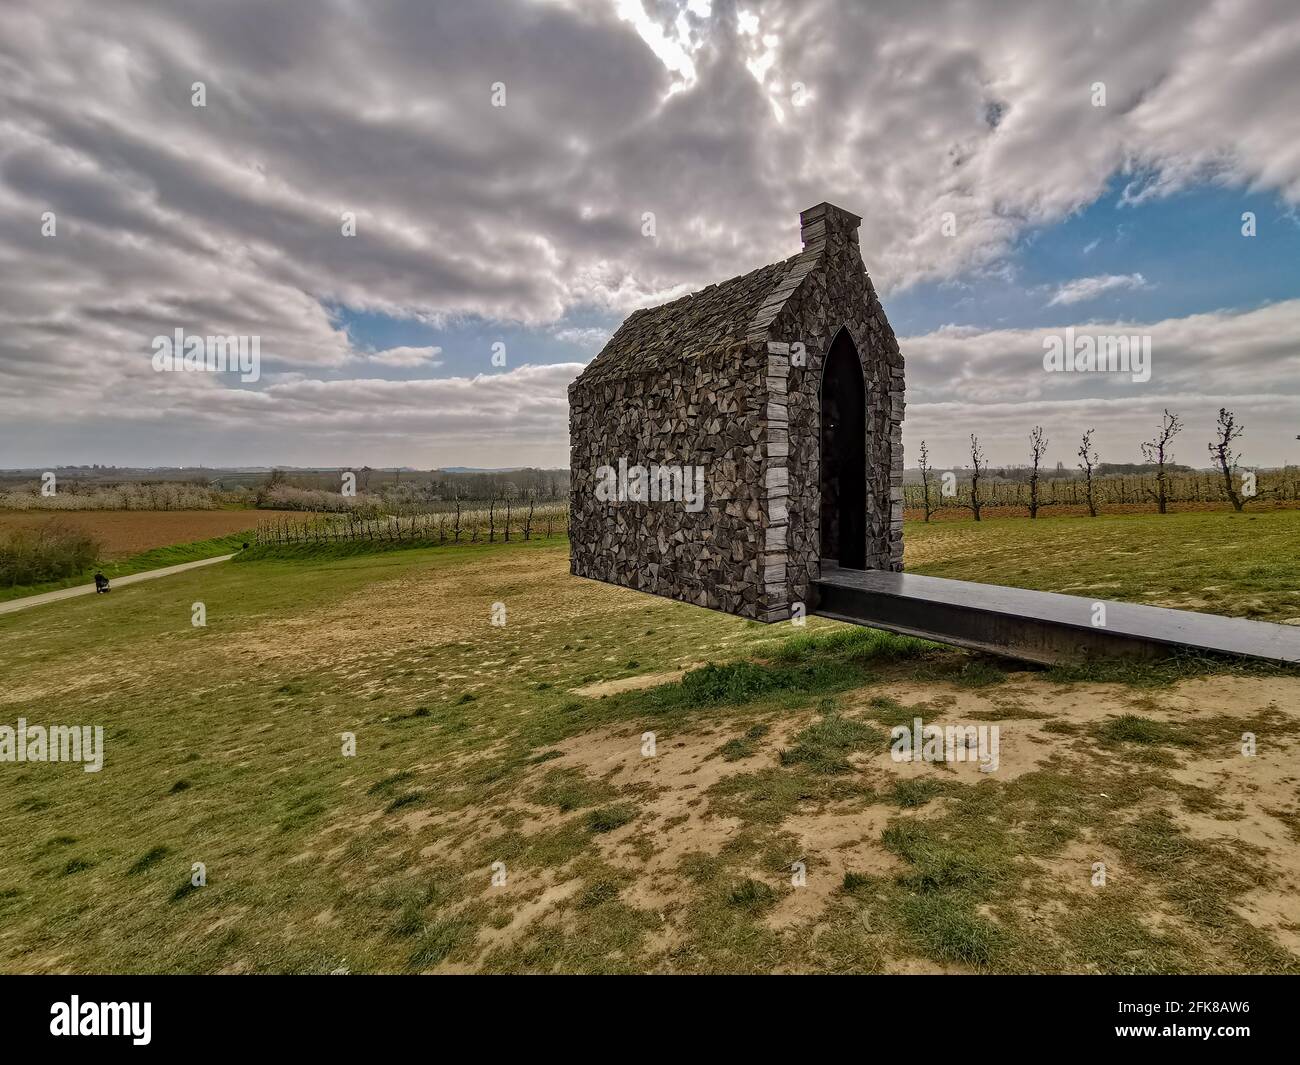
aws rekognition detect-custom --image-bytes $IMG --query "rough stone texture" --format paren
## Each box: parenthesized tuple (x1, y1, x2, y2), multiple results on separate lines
(569, 202, 904, 622)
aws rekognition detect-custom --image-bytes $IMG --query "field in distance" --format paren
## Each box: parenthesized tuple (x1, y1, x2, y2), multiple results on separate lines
(0, 510, 299, 560)
(1, 509, 1298, 974)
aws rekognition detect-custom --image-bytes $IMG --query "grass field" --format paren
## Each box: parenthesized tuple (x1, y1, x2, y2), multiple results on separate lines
(0, 510, 305, 603)
(906, 508, 1300, 623)
(0, 534, 245, 605)
(1, 511, 1298, 974)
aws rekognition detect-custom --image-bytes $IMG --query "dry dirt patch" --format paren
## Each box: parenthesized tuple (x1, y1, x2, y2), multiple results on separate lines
(544, 722, 796, 911)
(571, 666, 702, 698)
(477, 671, 1300, 950)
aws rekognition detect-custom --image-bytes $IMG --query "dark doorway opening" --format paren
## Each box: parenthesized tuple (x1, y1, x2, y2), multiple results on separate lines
(820, 328, 866, 569)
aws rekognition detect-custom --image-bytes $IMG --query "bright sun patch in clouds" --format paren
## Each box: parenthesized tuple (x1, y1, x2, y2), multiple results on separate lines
(614, 0, 703, 87)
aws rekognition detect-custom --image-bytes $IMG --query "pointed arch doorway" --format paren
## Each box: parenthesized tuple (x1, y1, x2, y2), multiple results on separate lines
(819, 328, 866, 569)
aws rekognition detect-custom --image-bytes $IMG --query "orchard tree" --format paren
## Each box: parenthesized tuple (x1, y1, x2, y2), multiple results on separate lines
(1077, 428, 1099, 518)
(917, 440, 935, 522)
(966, 434, 986, 522)
(1028, 426, 1048, 519)
(1208, 407, 1247, 512)
(1141, 409, 1183, 514)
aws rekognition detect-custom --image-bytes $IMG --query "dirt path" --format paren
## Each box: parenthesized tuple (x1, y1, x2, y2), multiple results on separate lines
(0, 554, 234, 615)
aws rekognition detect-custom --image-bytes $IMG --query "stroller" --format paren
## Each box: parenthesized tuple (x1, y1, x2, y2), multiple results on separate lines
(94, 572, 110, 594)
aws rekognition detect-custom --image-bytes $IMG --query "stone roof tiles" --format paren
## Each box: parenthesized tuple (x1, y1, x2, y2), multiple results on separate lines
(574, 253, 803, 386)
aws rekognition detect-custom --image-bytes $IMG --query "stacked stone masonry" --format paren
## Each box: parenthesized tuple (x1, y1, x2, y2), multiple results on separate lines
(569, 202, 904, 622)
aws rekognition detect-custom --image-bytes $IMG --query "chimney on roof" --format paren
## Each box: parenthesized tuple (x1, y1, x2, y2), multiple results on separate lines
(799, 201, 862, 253)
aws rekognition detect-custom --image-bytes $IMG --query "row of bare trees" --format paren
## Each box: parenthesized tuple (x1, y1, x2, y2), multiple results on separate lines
(257, 500, 570, 547)
(916, 407, 1276, 520)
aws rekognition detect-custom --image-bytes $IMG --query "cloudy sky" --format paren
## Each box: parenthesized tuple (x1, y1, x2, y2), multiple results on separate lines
(1, 0, 1298, 471)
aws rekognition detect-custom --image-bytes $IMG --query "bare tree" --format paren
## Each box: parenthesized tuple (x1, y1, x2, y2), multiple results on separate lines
(1028, 426, 1048, 519)
(1141, 409, 1183, 514)
(917, 440, 935, 522)
(966, 434, 986, 522)
(1077, 428, 1099, 517)
(256, 466, 285, 508)
(1208, 407, 1247, 512)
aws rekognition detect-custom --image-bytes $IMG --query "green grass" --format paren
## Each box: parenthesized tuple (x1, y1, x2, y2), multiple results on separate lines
(0, 533, 250, 602)
(1046, 650, 1298, 688)
(0, 538, 812, 972)
(779, 710, 885, 774)
(1095, 714, 1199, 748)
(585, 804, 637, 833)
(126, 846, 170, 876)
(532, 768, 617, 812)
(408, 916, 477, 968)
(718, 723, 769, 761)
(1, 513, 1295, 975)
(727, 877, 778, 911)
(608, 629, 938, 727)
(888, 778, 947, 807)
(907, 508, 1300, 623)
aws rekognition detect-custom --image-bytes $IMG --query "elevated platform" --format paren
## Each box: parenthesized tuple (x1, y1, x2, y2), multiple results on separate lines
(812, 567, 1300, 667)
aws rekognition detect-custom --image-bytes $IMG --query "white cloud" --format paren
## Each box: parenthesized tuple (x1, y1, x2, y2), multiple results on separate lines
(1, 0, 1299, 465)
(1047, 273, 1149, 306)
(902, 300, 1300, 466)
(361, 346, 444, 368)
(551, 326, 611, 352)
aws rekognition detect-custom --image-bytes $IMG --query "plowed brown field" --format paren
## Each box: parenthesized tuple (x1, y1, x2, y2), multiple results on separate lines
(0, 509, 298, 558)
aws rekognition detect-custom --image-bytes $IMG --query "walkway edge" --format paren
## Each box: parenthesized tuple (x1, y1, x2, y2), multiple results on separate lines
(0, 554, 236, 616)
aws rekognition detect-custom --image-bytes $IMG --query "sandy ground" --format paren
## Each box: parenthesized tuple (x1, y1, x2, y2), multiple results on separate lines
(571, 666, 704, 697)
(424, 670, 1300, 967)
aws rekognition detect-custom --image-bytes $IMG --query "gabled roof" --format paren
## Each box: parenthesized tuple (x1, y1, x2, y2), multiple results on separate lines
(574, 253, 801, 386)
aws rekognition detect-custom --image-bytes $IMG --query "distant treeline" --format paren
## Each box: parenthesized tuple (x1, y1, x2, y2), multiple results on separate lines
(0, 467, 571, 511)
(900, 461, 1196, 485)
(255, 467, 569, 502)
(904, 468, 1300, 513)
(0, 481, 221, 511)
